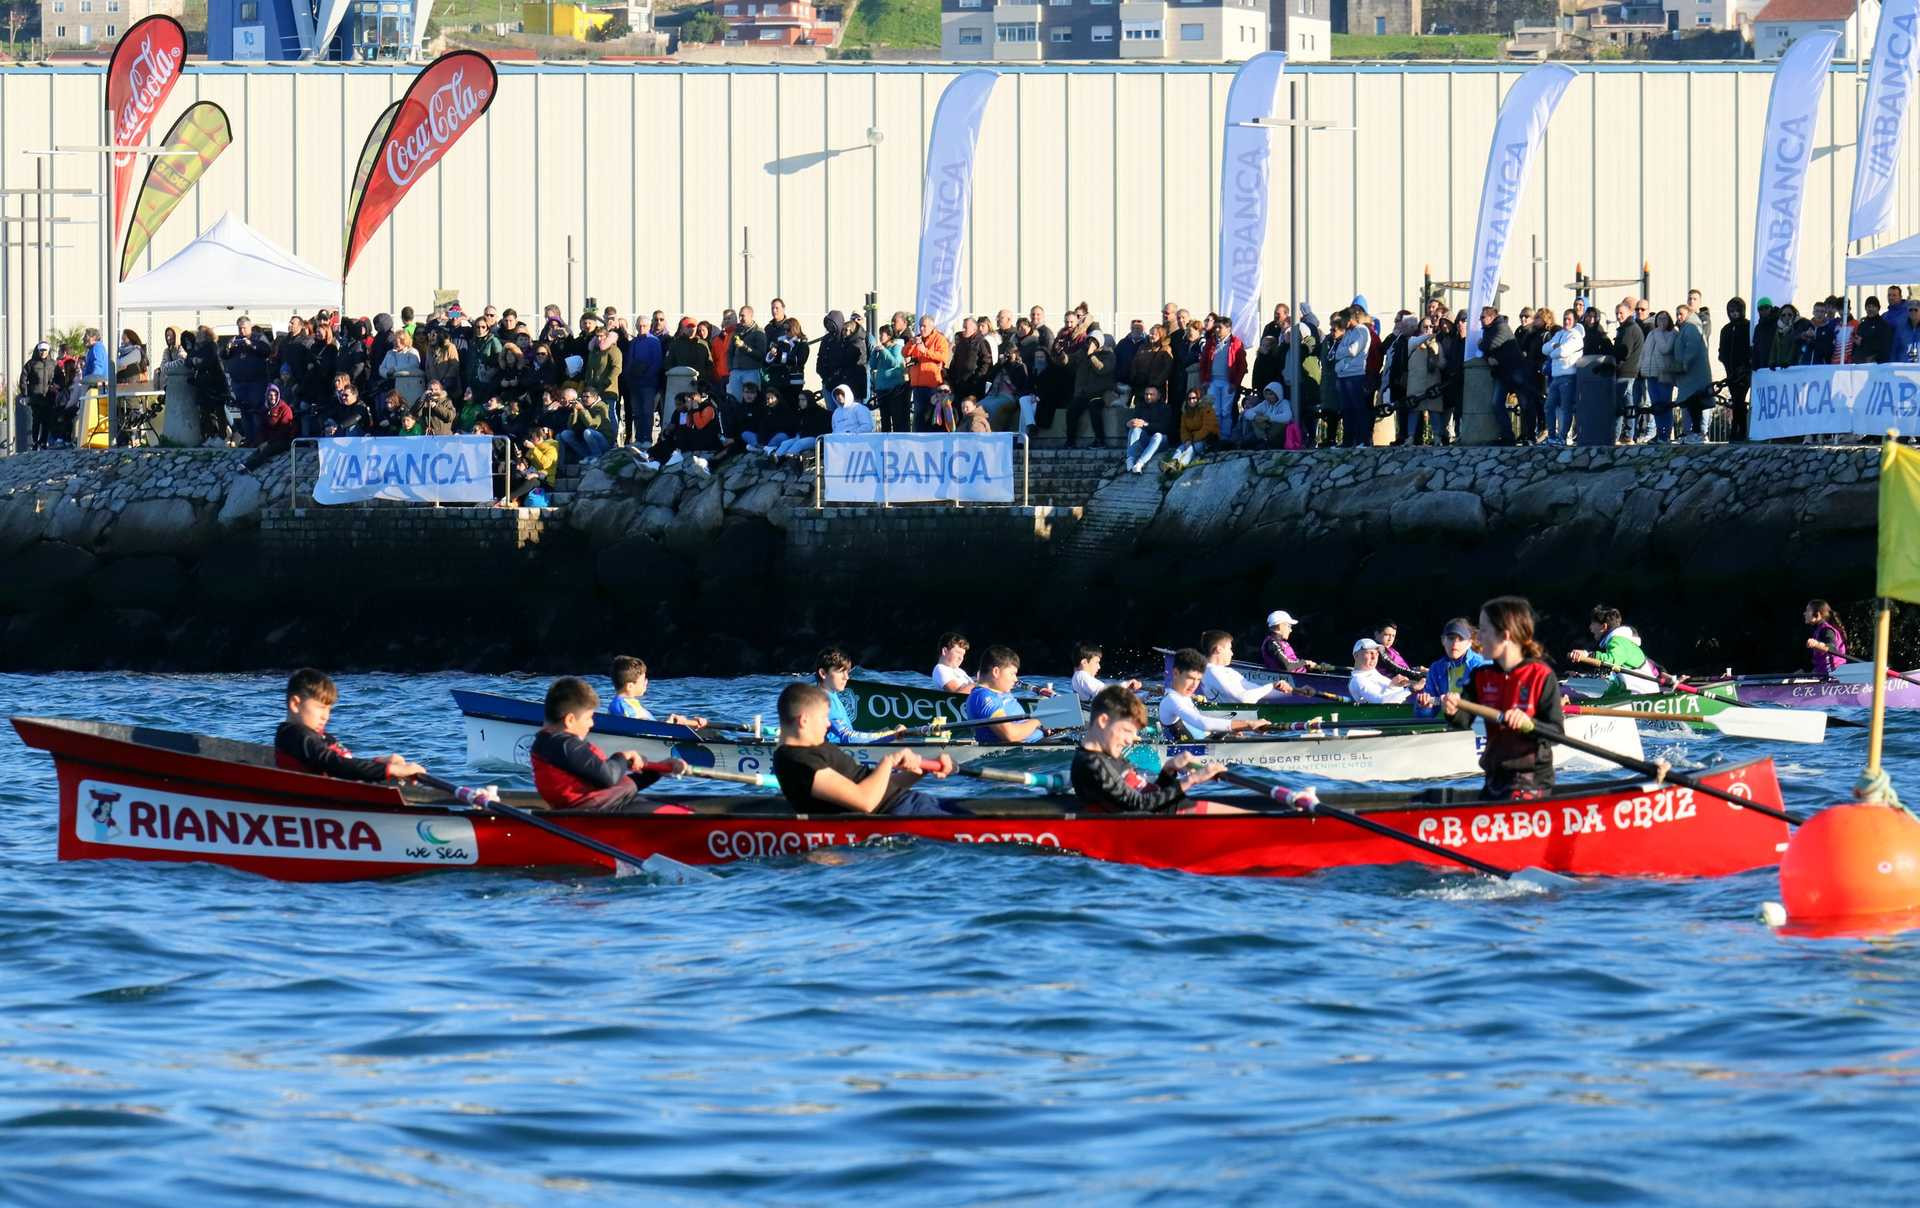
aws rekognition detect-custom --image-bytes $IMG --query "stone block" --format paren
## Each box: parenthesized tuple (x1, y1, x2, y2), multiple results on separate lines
(1389, 489, 1487, 540)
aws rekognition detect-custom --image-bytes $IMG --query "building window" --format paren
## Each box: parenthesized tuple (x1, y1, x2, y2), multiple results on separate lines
(54, 23, 64, 35)
(759, 27, 780, 37)
(51, 2, 62, 11)
(1179, 20, 1201, 37)
(996, 20, 1036, 38)
(1090, 23, 1112, 38)
(104, 21, 113, 33)
(78, 1, 90, 11)
(1050, 25, 1071, 40)
(724, 4, 737, 13)
(239, 0, 257, 16)
(1123, 20, 1159, 37)
(1696, 12, 1710, 20)
(958, 23, 983, 40)
(106, 0, 117, 9)
(958, 0, 980, 7)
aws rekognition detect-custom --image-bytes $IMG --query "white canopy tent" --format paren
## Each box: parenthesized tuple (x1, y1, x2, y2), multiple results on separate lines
(1846, 232, 1920, 287)
(119, 212, 342, 313)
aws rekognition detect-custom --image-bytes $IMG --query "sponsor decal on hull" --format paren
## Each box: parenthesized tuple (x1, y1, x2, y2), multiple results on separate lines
(76, 780, 477, 864)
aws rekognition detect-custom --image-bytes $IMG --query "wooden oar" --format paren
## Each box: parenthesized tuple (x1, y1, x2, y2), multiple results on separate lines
(1215, 768, 1578, 890)
(1565, 702, 1826, 744)
(415, 772, 715, 880)
(1571, 656, 1865, 728)
(1447, 699, 1805, 825)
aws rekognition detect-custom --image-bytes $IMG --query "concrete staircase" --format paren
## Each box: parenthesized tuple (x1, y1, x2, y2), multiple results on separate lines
(1023, 446, 1126, 508)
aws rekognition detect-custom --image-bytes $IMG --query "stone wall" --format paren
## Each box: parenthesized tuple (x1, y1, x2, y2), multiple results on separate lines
(0, 442, 1891, 673)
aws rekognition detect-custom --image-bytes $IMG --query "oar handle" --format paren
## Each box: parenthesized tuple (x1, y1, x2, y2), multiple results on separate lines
(1573, 655, 1699, 695)
(1450, 699, 1800, 824)
(675, 765, 780, 789)
(953, 764, 1070, 792)
(1215, 769, 1320, 810)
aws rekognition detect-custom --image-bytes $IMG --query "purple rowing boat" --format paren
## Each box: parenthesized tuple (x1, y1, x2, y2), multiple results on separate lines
(1733, 672, 1920, 709)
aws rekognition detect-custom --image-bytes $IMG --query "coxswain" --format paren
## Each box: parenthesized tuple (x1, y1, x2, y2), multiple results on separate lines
(1442, 596, 1565, 801)
(531, 677, 688, 811)
(815, 646, 907, 743)
(772, 683, 968, 816)
(1568, 605, 1659, 695)
(1159, 648, 1271, 740)
(609, 655, 707, 728)
(1805, 598, 1849, 678)
(1373, 620, 1422, 676)
(932, 632, 975, 696)
(963, 645, 1052, 744)
(1072, 685, 1245, 815)
(1413, 618, 1491, 718)
(1348, 638, 1412, 704)
(275, 668, 426, 782)
(1200, 629, 1296, 703)
(1072, 641, 1142, 703)
(1260, 610, 1310, 674)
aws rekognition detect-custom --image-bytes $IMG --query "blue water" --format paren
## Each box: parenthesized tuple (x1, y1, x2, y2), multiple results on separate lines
(2, 671, 1918, 1206)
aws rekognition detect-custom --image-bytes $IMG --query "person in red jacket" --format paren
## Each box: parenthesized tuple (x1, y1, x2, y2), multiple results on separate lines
(275, 668, 426, 782)
(529, 677, 689, 811)
(904, 315, 952, 432)
(1200, 317, 1249, 442)
(1442, 596, 1565, 801)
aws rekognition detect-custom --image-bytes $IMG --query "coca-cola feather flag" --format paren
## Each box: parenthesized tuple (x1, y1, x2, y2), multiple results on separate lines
(343, 50, 496, 279)
(106, 15, 186, 237)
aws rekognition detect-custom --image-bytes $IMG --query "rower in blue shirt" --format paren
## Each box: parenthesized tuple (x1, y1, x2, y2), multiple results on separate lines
(962, 645, 1055, 744)
(1414, 618, 1493, 719)
(814, 646, 907, 744)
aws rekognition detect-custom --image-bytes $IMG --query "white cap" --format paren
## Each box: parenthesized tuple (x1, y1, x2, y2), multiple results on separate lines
(1267, 610, 1298, 628)
(1352, 637, 1382, 655)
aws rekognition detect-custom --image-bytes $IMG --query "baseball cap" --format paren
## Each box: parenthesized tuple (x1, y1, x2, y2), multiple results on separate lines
(1442, 620, 1473, 640)
(34, 341, 48, 352)
(1267, 610, 1298, 628)
(1352, 637, 1382, 655)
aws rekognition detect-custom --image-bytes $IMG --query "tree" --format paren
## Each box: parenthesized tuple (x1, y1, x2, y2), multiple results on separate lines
(3, 4, 28, 52)
(588, 11, 631, 40)
(680, 11, 728, 43)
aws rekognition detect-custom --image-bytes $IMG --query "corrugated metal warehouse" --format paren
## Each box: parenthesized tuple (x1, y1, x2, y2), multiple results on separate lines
(2, 59, 1917, 350)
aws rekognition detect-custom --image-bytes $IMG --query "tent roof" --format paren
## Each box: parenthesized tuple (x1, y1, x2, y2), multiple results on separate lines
(1846, 232, 1920, 287)
(119, 212, 342, 313)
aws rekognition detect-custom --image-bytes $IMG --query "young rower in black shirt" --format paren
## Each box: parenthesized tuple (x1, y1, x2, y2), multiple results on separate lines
(275, 668, 426, 783)
(1070, 685, 1247, 815)
(770, 683, 969, 816)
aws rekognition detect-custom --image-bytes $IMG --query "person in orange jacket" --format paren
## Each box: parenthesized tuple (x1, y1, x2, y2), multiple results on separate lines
(905, 315, 952, 432)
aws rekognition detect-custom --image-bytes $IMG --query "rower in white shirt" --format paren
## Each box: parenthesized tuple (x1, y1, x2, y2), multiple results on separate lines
(932, 631, 975, 695)
(1198, 630, 1297, 703)
(1071, 641, 1141, 703)
(1159, 648, 1271, 740)
(1348, 637, 1412, 704)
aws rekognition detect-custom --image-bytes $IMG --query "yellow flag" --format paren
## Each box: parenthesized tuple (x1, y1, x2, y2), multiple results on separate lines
(1879, 439, 1920, 602)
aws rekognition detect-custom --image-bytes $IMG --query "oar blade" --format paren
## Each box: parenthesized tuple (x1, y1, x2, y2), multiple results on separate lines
(640, 853, 718, 883)
(1705, 706, 1827, 744)
(1508, 866, 1583, 892)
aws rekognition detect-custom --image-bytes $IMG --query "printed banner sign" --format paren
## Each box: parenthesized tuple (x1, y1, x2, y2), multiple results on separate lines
(914, 70, 999, 334)
(820, 433, 1017, 504)
(1215, 51, 1286, 345)
(313, 436, 495, 504)
(1850, 0, 1918, 243)
(1750, 364, 1920, 440)
(106, 15, 187, 234)
(344, 50, 496, 278)
(1465, 63, 1577, 358)
(1752, 30, 1841, 332)
(120, 101, 232, 280)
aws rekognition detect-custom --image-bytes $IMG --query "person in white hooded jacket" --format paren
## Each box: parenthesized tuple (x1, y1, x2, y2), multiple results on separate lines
(829, 384, 874, 435)
(1241, 382, 1294, 448)
(1541, 308, 1586, 445)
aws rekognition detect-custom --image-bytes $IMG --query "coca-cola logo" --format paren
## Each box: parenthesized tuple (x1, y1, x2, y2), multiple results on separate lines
(382, 69, 490, 187)
(113, 33, 183, 167)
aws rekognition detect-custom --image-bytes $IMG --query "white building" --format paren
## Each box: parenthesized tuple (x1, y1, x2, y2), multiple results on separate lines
(1751, 0, 1874, 59)
(1274, 0, 1330, 60)
(38, 0, 181, 47)
(1663, 0, 1737, 32)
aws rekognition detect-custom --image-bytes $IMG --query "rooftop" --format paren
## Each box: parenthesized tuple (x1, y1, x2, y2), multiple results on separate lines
(1751, 0, 1854, 22)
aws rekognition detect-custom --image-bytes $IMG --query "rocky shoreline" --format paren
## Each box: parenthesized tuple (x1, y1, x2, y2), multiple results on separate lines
(0, 444, 1895, 675)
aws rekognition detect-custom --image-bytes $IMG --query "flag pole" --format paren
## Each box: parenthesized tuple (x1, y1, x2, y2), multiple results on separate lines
(1868, 596, 1892, 779)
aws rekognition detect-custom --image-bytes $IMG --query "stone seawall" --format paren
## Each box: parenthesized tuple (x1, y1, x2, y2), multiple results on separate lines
(0, 443, 1888, 673)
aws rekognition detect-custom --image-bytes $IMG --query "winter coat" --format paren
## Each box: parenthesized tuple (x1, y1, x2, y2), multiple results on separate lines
(1178, 401, 1220, 444)
(1671, 320, 1712, 401)
(905, 329, 951, 389)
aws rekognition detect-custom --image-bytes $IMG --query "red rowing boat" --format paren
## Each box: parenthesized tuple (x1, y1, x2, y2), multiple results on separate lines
(15, 717, 1791, 882)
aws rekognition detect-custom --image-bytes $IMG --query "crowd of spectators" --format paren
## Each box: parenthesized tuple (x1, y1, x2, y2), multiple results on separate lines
(12, 284, 1896, 478)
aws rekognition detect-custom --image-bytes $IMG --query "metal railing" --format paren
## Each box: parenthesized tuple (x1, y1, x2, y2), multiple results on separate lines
(288, 435, 515, 509)
(813, 432, 1030, 509)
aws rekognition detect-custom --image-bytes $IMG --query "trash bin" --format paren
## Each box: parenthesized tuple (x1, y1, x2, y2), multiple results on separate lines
(1574, 367, 1617, 447)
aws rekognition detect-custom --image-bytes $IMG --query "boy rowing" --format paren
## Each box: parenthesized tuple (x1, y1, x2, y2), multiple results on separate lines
(1200, 629, 1296, 703)
(1568, 605, 1661, 696)
(963, 645, 1052, 743)
(609, 655, 707, 728)
(531, 677, 689, 811)
(1073, 685, 1247, 814)
(275, 668, 426, 782)
(772, 683, 969, 816)
(1260, 609, 1311, 674)
(932, 632, 975, 696)
(1071, 641, 1142, 703)
(815, 646, 908, 744)
(1159, 648, 1272, 740)
(1348, 638, 1412, 704)
(1412, 618, 1490, 718)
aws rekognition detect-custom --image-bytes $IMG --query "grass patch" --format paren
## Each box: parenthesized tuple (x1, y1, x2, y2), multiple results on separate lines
(1330, 33, 1505, 58)
(839, 0, 937, 50)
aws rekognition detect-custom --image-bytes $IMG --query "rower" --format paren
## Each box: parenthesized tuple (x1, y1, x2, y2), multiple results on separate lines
(531, 677, 689, 811)
(275, 668, 426, 782)
(1805, 598, 1849, 678)
(1442, 596, 1564, 801)
(1200, 629, 1296, 703)
(772, 683, 968, 816)
(1373, 620, 1420, 676)
(932, 632, 975, 696)
(963, 645, 1052, 743)
(1071, 641, 1141, 703)
(815, 645, 908, 743)
(609, 655, 707, 728)
(1567, 605, 1659, 695)
(1260, 609, 1309, 674)
(1348, 638, 1412, 704)
(1159, 648, 1271, 740)
(1073, 685, 1244, 815)
(1413, 618, 1490, 719)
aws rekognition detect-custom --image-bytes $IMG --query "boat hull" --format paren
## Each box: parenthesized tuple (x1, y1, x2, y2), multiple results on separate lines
(15, 717, 1787, 882)
(1731, 674, 1920, 709)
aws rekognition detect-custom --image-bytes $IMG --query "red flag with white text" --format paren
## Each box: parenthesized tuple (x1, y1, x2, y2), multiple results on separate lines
(343, 50, 496, 279)
(106, 15, 186, 238)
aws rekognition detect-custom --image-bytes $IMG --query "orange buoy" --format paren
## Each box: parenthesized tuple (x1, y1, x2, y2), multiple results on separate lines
(1779, 804, 1920, 920)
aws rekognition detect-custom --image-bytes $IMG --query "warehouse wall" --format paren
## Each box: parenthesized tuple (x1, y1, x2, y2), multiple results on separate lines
(0, 60, 1914, 356)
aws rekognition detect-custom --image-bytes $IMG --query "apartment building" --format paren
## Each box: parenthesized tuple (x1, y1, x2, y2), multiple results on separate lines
(39, 0, 180, 47)
(717, 0, 835, 45)
(941, 0, 1270, 62)
(1271, 0, 1330, 59)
